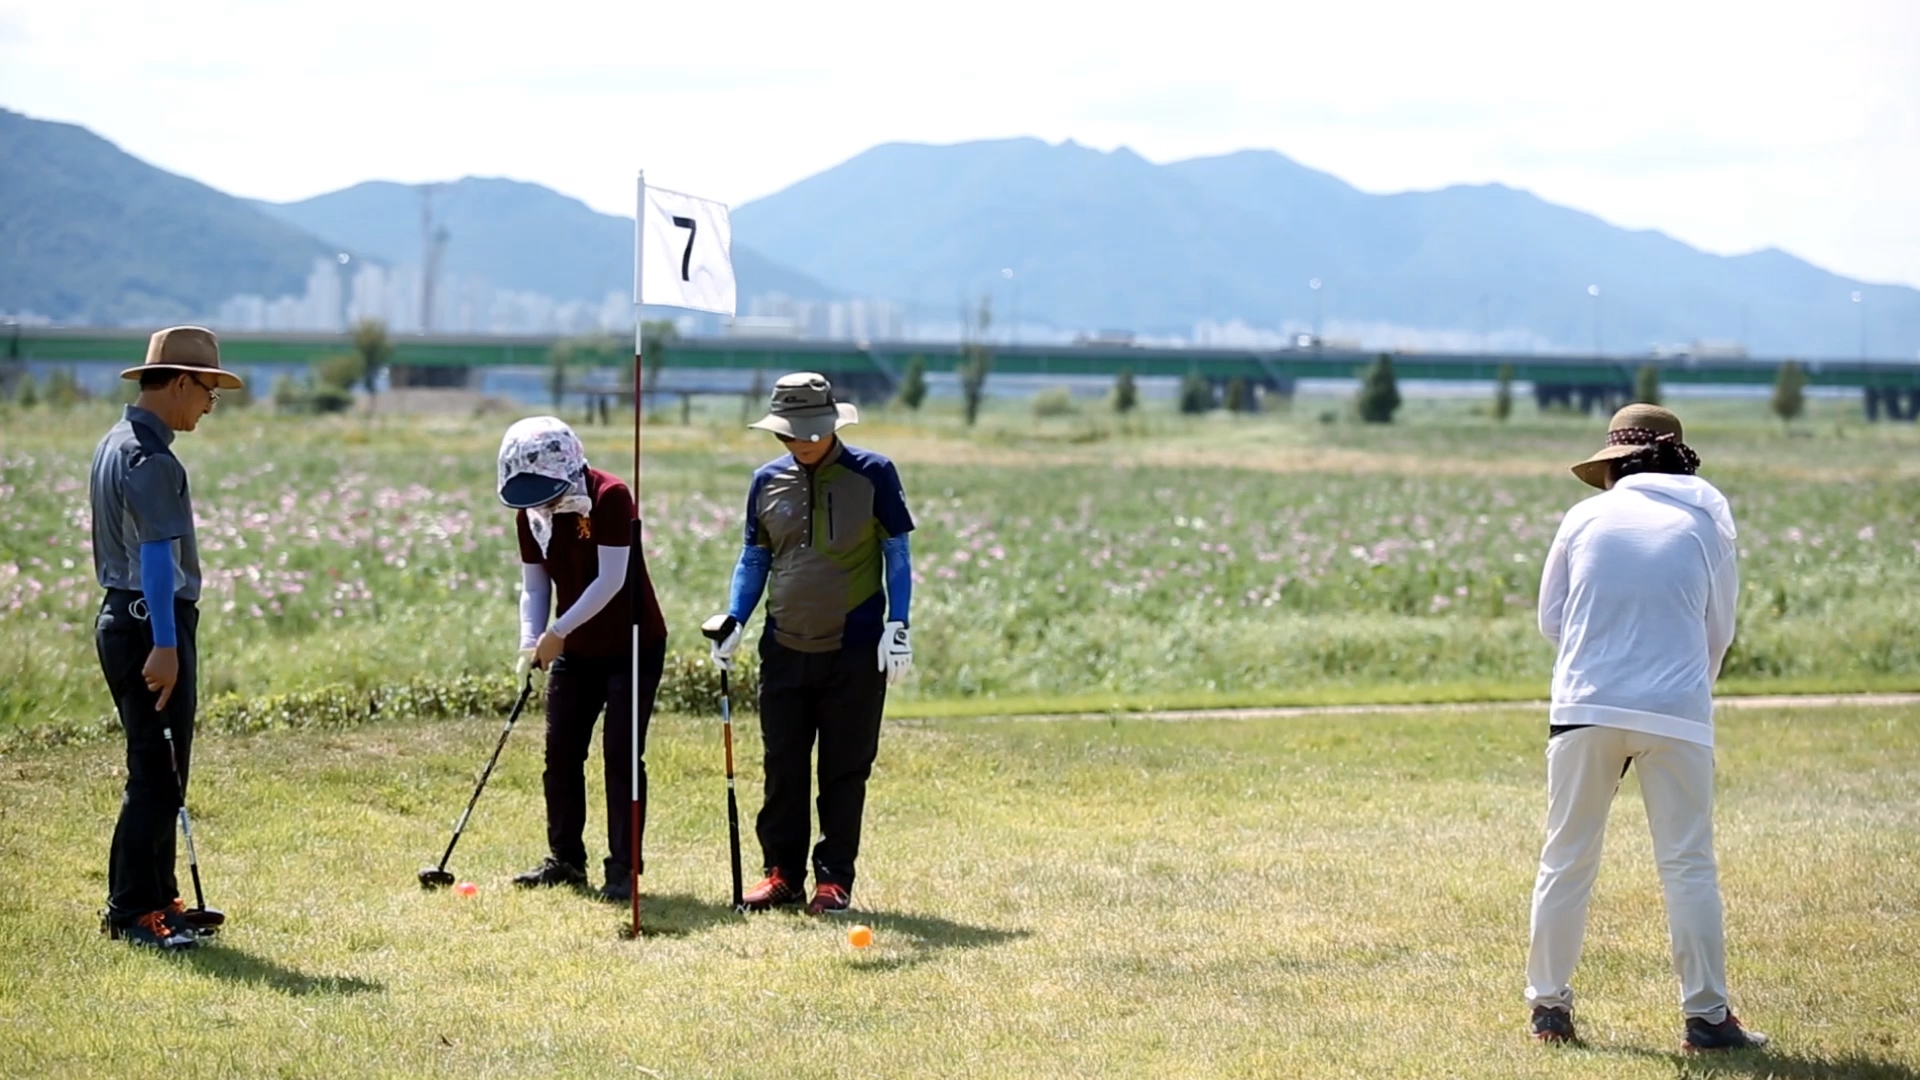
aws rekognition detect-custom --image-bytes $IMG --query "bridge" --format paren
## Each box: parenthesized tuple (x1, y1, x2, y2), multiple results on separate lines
(9, 326, 1920, 420)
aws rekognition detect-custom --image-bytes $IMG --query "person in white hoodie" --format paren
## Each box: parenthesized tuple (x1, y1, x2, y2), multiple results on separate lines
(1527, 404, 1768, 1053)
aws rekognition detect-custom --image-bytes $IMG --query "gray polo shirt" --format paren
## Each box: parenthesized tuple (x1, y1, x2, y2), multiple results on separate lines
(89, 406, 201, 602)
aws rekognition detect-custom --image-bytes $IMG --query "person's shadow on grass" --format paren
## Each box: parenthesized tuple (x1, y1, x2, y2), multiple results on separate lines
(1603, 1043, 1920, 1080)
(603, 890, 749, 937)
(839, 908, 1030, 973)
(182, 943, 383, 997)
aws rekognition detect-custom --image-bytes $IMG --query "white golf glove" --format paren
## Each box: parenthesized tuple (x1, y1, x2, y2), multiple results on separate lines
(702, 613, 743, 672)
(515, 647, 537, 681)
(879, 621, 913, 685)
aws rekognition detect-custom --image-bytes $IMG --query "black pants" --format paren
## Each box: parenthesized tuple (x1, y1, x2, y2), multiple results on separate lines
(95, 590, 198, 924)
(543, 642, 665, 877)
(757, 637, 888, 889)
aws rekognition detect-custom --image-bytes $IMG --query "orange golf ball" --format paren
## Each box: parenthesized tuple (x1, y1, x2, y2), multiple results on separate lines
(455, 881, 478, 896)
(847, 924, 873, 949)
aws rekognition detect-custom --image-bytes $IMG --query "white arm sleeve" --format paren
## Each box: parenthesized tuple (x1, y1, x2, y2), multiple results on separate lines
(1705, 541, 1739, 682)
(1536, 538, 1570, 648)
(551, 544, 630, 638)
(519, 562, 552, 649)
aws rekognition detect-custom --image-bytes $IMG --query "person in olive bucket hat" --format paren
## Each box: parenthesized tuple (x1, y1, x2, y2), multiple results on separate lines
(1525, 404, 1768, 1052)
(89, 327, 245, 950)
(703, 373, 916, 916)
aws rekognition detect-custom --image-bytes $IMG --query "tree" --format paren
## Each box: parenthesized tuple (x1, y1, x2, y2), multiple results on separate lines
(1633, 363, 1662, 406)
(15, 372, 37, 408)
(1493, 363, 1515, 422)
(1356, 354, 1401, 423)
(898, 355, 928, 411)
(46, 367, 83, 410)
(959, 297, 992, 426)
(315, 352, 362, 394)
(1112, 367, 1138, 414)
(351, 318, 392, 411)
(642, 319, 678, 395)
(1771, 360, 1806, 422)
(1032, 385, 1074, 417)
(546, 340, 574, 409)
(1224, 376, 1252, 413)
(1178, 371, 1215, 415)
(743, 368, 767, 424)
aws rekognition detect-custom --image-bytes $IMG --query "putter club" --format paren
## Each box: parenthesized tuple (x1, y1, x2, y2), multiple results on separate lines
(162, 726, 225, 934)
(418, 672, 536, 890)
(700, 616, 746, 912)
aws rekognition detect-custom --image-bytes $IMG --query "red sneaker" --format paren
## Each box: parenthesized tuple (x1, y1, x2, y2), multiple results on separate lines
(806, 882, 852, 916)
(741, 869, 804, 911)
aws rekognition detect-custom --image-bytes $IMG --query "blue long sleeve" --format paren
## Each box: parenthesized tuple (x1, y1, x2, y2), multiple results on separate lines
(139, 540, 177, 647)
(728, 545, 772, 623)
(882, 534, 912, 626)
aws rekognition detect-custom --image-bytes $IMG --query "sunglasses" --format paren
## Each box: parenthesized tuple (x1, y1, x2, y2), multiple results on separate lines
(189, 374, 222, 404)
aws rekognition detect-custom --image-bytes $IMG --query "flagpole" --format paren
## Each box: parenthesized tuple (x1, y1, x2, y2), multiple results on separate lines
(629, 168, 645, 940)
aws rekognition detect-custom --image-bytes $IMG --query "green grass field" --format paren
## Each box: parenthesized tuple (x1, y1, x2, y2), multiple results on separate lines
(3, 392, 1917, 739)
(2, 700, 1917, 1078)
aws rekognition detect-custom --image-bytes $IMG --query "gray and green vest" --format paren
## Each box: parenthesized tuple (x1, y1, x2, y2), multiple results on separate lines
(744, 441, 914, 652)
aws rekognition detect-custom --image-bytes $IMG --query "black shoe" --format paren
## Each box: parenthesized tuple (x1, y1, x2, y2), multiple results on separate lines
(512, 856, 588, 889)
(1531, 1006, 1577, 1043)
(599, 862, 635, 903)
(110, 910, 197, 951)
(1684, 1013, 1769, 1052)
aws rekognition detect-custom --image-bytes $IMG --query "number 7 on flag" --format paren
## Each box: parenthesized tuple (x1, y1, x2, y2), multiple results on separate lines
(637, 179, 737, 316)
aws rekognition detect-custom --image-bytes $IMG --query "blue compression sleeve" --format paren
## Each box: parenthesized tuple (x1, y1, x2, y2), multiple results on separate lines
(882, 534, 912, 626)
(139, 540, 177, 647)
(728, 545, 772, 623)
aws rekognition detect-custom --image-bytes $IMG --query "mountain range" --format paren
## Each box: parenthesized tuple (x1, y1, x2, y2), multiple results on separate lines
(732, 137, 1920, 357)
(4, 106, 1917, 358)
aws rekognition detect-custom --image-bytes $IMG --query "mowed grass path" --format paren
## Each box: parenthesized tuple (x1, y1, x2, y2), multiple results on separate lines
(2, 703, 1916, 1079)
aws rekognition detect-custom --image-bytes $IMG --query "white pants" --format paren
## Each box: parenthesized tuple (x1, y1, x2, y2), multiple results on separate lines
(1525, 725, 1731, 1021)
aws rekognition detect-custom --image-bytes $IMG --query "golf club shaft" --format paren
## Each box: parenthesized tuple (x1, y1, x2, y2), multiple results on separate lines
(721, 671, 743, 908)
(163, 727, 211, 910)
(435, 675, 534, 873)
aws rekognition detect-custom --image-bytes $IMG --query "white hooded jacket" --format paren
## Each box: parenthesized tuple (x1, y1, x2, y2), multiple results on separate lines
(1537, 472, 1740, 747)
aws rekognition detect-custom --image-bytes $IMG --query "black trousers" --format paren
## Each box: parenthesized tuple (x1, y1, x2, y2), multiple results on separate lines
(756, 636, 888, 889)
(542, 642, 665, 877)
(95, 589, 198, 924)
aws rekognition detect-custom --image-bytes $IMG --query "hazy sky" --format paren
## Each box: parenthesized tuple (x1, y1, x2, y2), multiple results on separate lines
(5, 0, 1917, 286)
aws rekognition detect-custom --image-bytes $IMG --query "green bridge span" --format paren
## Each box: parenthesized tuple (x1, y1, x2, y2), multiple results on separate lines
(9, 326, 1920, 419)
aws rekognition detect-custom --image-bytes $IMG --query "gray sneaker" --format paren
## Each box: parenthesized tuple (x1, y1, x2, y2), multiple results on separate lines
(1683, 1014, 1769, 1052)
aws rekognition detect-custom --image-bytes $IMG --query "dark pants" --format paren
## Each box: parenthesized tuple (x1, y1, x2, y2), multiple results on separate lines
(543, 642, 665, 877)
(757, 636, 888, 890)
(95, 589, 199, 925)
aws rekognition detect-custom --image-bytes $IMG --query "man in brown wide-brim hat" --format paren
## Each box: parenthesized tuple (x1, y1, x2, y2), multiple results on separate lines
(88, 327, 243, 951)
(1525, 403, 1768, 1051)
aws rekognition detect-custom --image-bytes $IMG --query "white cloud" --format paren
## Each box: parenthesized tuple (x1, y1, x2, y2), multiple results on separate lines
(3, 0, 1916, 284)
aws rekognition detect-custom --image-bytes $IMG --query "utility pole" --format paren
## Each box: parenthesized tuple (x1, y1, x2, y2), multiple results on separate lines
(1587, 284, 1602, 356)
(1852, 290, 1866, 361)
(420, 184, 450, 334)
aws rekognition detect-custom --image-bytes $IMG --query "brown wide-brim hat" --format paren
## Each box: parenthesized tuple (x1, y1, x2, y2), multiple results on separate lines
(119, 326, 245, 390)
(1571, 403, 1685, 489)
(747, 371, 858, 442)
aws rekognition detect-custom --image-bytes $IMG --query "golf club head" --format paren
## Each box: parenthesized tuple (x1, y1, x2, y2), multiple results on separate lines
(182, 906, 225, 935)
(418, 867, 456, 890)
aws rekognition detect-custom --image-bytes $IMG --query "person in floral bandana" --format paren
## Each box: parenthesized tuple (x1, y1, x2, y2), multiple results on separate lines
(496, 416, 668, 901)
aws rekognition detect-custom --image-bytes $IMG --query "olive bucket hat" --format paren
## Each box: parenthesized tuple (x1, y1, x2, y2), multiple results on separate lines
(747, 372, 859, 443)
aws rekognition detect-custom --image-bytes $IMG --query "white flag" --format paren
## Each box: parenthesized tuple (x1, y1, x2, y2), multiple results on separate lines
(636, 180, 736, 315)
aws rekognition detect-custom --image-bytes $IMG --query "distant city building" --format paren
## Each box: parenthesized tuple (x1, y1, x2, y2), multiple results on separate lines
(210, 257, 634, 336)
